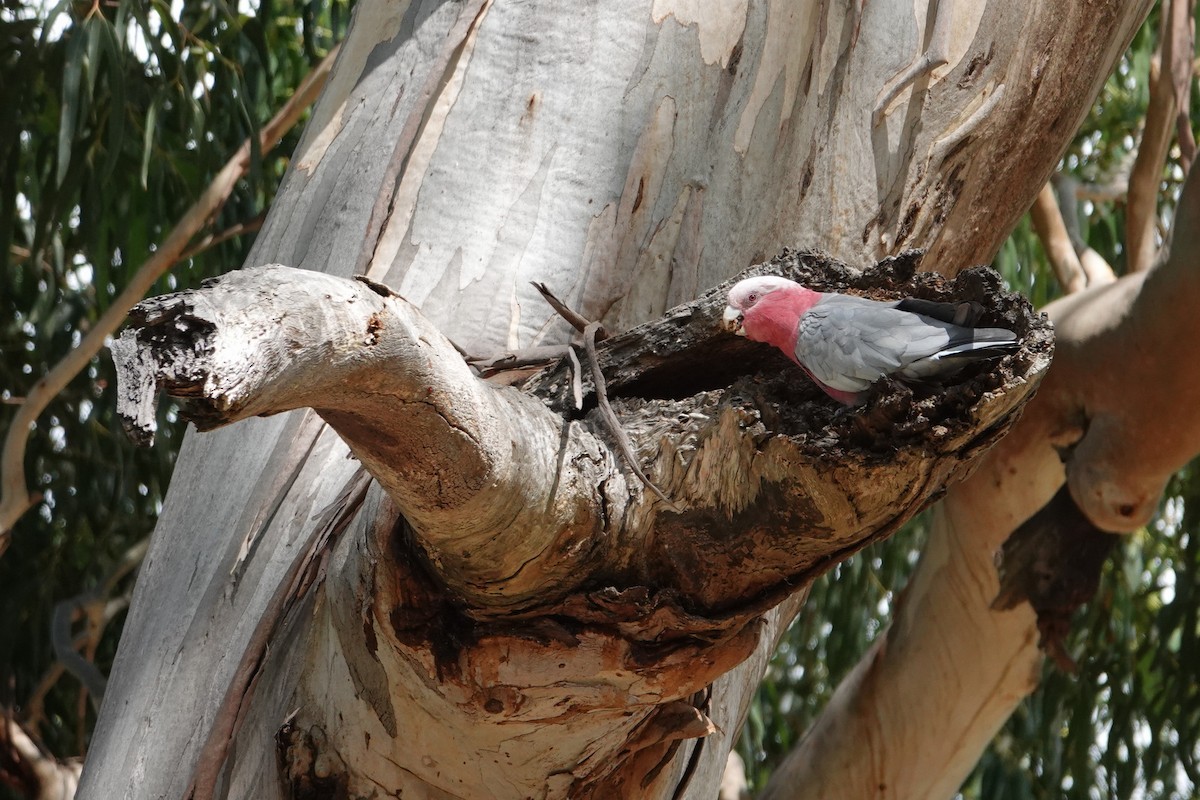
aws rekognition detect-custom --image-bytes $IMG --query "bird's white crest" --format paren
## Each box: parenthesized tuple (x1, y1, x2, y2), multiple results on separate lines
(726, 276, 800, 311)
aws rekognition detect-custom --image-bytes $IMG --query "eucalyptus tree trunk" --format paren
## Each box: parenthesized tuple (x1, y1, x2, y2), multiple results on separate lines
(82, 1, 1151, 799)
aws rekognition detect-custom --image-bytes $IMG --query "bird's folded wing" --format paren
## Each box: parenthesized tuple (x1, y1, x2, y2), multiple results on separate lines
(796, 296, 953, 392)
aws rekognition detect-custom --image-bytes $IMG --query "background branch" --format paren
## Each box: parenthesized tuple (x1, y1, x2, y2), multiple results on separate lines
(1127, 40, 1177, 272)
(1164, 0, 1197, 171)
(1030, 184, 1087, 294)
(0, 46, 339, 548)
(1051, 177, 1117, 287)
(1031, 182, 1116, 294)
(20, 537, 146, 736)
(1, 715, 82, 800)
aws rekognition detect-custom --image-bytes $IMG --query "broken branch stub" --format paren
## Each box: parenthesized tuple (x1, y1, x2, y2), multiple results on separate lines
(111, 252, 1049, 625)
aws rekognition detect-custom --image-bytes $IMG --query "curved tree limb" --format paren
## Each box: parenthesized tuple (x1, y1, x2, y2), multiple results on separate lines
(111, 255, 1049, 616)
(110, 266, 623, 610)
(0, 45, 339, 549)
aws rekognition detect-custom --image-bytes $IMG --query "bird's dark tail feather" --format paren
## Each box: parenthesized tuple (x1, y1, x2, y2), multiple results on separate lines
(938, 336, 1020, 360)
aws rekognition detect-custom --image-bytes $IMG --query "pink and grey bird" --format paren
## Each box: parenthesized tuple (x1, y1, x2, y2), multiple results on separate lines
(723, 276, 1018, 405)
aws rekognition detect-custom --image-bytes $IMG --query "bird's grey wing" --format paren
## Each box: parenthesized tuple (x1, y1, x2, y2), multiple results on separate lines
(796, 296, 953, 392)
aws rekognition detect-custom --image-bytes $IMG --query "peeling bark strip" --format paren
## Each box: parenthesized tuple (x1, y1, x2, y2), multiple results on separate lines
(993, 485, 1121, 673)
(110, 250, 1050, 797)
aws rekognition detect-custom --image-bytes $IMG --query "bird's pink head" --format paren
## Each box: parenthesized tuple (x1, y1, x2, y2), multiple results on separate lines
(723, 276, 822, 353)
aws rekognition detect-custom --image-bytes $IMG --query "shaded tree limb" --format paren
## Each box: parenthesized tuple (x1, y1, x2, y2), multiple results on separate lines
(0, 45, 339, 547)
(992, 485, 1120, 673)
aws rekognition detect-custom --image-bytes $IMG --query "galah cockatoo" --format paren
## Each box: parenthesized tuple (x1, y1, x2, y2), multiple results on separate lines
(722, 276, 1018, 405)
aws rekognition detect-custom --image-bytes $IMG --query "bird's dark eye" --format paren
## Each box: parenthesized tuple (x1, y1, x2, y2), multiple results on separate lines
(747, 292, 759, 304)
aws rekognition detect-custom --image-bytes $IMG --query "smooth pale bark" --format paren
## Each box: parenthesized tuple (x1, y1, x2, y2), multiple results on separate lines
(81, 1, 1152, 799)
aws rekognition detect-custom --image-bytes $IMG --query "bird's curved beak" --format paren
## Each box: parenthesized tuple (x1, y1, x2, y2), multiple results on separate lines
(722, 305, 745, 335)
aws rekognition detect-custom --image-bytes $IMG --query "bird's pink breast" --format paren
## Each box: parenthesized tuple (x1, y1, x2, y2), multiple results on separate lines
(744, 287, 822, 353)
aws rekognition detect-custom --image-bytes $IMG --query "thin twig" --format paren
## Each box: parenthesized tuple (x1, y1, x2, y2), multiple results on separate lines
(531, 283, 674, 507)
(532, 282, 606, 340)
(583, 323, 678, 511)
(0, 45, 341, 547)
(177, 214, 266, 262)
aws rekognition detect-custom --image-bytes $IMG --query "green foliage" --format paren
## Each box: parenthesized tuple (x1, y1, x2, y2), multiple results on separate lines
(741, 7, 1200, 798)
(0, 0, 350, 766)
